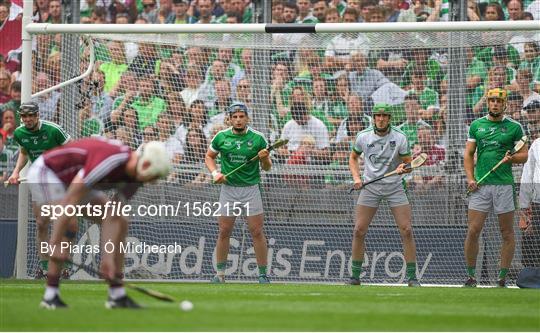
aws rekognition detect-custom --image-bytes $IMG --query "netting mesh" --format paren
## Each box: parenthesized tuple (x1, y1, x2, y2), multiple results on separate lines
(7, 29, 540, 284)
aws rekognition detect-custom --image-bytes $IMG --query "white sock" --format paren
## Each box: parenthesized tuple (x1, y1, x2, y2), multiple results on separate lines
(44, 286, 58, 301)
(109, 286, 126, 300)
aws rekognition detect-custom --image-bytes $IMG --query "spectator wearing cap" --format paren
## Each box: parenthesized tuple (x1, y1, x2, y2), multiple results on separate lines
(524, 100, 540, 138)
(140, 0, 159, 23)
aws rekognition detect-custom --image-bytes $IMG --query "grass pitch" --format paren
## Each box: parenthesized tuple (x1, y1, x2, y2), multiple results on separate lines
(1, 279, 539, 331)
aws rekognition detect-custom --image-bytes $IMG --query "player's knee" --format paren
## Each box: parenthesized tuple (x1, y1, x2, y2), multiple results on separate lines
(399, 225, 413, 239)
(353, 225, 368, 239)
(218, 226, 233, 239)
(467, 225, 483, 238)
(249, 226, 265, 240)
(500, 229, 515, 242)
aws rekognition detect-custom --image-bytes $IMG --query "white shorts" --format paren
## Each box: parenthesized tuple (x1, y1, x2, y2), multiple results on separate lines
(27, 156, 67, 205)
(468, 184, 516, 215)
(218, 184, 263, 217)
(356, 180, 409, 208)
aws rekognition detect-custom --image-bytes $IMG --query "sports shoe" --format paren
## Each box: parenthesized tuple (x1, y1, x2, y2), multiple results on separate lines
(346, 277, 361, 285)
(35, 267, 47, 279)
(463, 277, 477, 288)
(497, 279, 507, 288)
(258, 275, 270, 284)
(61, 268, 70, 280)
(210, 275, 225, 284)
(105, 295, 141, 309)
(40, 295, 67, 309)
(408, 278, 421, 287)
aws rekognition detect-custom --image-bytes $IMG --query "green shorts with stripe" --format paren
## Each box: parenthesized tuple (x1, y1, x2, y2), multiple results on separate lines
(356, 180, 409, 208)
(468, 184, 516, 214)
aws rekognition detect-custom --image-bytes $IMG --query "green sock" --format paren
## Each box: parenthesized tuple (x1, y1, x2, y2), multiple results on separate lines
(351, 260, 363, 279)
(216, 262, 226, 275)
(258, 266, 267, 276)
(39, 260, 48, 271)
(499, 268, 509, 280)
(406, 262, 417, 280)
(467, 266, 476, 278)
(64, 261, 72, 269)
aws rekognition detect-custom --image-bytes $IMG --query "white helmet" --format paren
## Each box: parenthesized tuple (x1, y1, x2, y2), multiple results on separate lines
(136, 141, 171, 179)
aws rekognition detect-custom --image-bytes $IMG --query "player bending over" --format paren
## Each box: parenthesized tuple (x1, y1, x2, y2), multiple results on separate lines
(348, 103, 420, 287)
(27, 137, 171, 309)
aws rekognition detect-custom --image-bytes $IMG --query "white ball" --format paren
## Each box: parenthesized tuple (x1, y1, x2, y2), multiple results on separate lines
(179, 300, 194, 312)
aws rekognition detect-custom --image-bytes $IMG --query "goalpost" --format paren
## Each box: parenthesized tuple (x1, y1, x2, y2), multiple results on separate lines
(13, 0, 540, 285)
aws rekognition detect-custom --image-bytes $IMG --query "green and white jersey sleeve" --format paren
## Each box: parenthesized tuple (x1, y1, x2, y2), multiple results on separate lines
(13, 120, 70, 162)
(210, 127, 268, 187)
(468, 116, 525, 185)
(352, 126, 410, 184)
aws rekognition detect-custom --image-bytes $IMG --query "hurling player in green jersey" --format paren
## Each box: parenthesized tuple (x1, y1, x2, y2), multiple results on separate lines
(205, 102, 272, 284)
(7, 102, 70, 279)
(464, 88, 528, 288)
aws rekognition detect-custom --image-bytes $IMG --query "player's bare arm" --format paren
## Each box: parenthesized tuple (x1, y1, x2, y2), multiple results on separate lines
(205, 148, 225, 184)
(464, 141, 478, 192)
(503, 143, 528, 164)
(258, 149, 271, 171)
(8, 148, 28, 184)
(349, 150, 362, 190)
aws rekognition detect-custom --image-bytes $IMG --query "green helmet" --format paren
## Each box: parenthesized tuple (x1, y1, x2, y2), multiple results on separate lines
(372, 103, 392, 116)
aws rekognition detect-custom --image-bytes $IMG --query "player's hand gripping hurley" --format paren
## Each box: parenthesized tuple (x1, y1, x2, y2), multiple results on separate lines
(213, 139, 288, 183)
(465, 135, 527, 196)
(349, 153, 428, 194)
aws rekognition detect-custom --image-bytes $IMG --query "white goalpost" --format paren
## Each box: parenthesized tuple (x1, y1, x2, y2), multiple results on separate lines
(12, 0, 540, 285)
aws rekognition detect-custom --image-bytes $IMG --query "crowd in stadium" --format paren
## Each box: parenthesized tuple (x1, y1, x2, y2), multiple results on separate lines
(0, 0, 539, 186)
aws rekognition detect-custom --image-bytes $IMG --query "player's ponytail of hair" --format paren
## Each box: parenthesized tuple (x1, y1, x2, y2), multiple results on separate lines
(136, 141, 172, 179)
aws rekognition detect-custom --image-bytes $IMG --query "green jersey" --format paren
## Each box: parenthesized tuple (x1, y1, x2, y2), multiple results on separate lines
(210, 127, 268, 187)
(468, 116, 525, 185)
(13, 120, 70, 162)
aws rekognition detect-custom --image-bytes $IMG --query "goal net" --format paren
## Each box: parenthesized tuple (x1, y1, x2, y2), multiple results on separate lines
(7, 25, 540, 285)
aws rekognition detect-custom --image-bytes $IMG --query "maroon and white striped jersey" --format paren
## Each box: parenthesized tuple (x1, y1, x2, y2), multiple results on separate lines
(42, 137, 140, 199)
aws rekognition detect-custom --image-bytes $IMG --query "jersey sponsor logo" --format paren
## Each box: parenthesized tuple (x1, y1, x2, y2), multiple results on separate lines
(368, 153, 391, 167)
